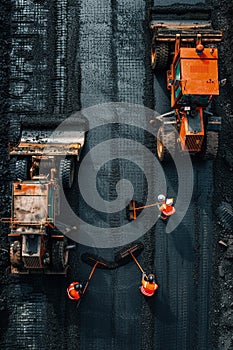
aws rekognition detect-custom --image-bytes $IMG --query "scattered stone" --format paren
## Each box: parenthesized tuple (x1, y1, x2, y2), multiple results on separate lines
(219, 264, 225, 277)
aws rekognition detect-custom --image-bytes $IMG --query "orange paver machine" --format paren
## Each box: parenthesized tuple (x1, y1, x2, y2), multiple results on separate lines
(149, 4, 223, 161)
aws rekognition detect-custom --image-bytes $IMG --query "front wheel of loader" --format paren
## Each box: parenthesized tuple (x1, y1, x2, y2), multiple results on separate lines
(10, 241, 22, 268)
(157, 126, 176, 162)
(8, 117, 22, 146)
(200, 131, 219, 160)
(59, 157, 76, 189)
(151, 42, 169, 70)
(52, 240, 69, 271)
(15, 157, 30, 180)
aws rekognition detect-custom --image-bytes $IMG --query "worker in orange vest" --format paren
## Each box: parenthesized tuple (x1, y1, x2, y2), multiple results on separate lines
(140, 273, 158, 297)
(157, 194, 176, 221)
(67, 282, 83, 301)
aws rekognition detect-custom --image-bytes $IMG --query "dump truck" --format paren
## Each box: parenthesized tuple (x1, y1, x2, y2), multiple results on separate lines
(149, 5, 223, 161)
(7, 170, 71, 274)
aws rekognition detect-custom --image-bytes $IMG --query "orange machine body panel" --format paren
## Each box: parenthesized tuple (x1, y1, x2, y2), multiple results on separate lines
(179, 107, 204, 152)
(171, 47, 219, 109)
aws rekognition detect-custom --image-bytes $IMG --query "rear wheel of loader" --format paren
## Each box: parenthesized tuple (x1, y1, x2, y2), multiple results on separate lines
(52, 240, 69, 271)
(15, 157, 30, 180)
(151, 42, 169, 70)
(216, 202, 233, 232)
(157, 126, 176, 162)
(10, 241, 22, 268)
(201, 131, 219, 160)
(59, 157, 76, 189)
(8, 117, 22, 146)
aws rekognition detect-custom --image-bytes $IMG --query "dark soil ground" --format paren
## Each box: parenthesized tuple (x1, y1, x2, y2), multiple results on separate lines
(209, 1, 233, 348)
(0, 1, 233, 349)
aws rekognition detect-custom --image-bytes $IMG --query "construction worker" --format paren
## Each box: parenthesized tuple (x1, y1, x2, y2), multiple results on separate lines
(67, 282, 83, 301)
(157, 194, 176, 221)
(140, 273, 158, 297)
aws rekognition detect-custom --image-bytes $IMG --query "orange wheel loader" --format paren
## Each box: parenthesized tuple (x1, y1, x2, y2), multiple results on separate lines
(149, 4, 223, 161)
(2, 119, 86, 274)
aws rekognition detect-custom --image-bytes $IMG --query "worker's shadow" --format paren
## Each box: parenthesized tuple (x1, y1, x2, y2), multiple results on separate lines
(146, 294, 176, 324)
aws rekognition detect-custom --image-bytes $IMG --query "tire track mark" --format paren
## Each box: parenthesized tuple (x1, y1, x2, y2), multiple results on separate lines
(77, 1, 117, 349)
(110, 1, 149, 349)
(153, 161, 196, 350)
(196, 160, 214, 350)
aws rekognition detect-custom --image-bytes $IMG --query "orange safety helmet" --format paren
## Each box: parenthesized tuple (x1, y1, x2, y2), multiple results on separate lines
(67, 282, 82, 301)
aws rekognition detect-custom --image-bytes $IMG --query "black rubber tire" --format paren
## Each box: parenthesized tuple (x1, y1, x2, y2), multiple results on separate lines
(151, 42, 169, 70)
(0, 249, 9, 268)
(59, 157, 75, 189)
(216, 202, 233, 232)
(15, 157, 30, 180)
(9, 157, 17, 180)
(9, 241, 22, 268)
(52, 240, 69, 271)
(201, 131, 219, 160)
(157, 126, 177, 162)
(8, 117, 22, 146)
